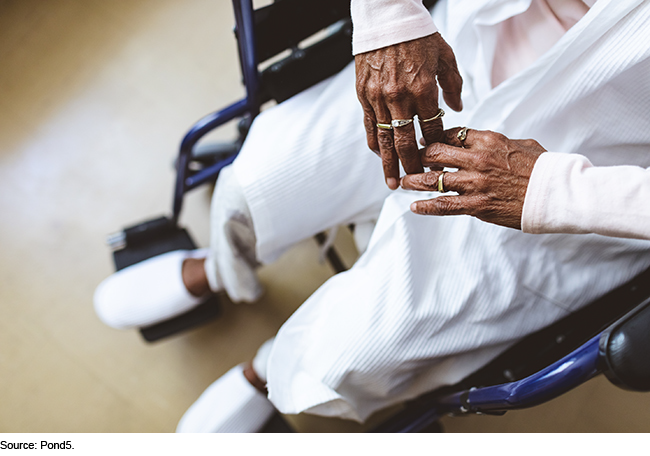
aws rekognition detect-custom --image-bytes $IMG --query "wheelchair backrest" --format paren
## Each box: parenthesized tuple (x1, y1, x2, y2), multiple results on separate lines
(242, 0, 438, 104)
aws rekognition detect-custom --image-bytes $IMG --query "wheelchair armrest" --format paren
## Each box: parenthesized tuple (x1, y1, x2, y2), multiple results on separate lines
(600, 297, 650, 392)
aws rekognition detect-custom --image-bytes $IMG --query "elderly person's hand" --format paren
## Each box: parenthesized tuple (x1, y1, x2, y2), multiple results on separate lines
(355, 33, 463, 190)
(400, 128, 546, 229)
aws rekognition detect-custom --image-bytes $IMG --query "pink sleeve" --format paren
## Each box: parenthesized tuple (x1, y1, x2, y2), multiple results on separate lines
(522, 152, 650, 239)
(351, 0, 437, 55)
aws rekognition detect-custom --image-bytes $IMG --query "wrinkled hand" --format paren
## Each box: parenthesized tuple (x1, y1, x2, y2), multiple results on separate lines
(355, 33, 463, 190)
(401, 128, 546, 229)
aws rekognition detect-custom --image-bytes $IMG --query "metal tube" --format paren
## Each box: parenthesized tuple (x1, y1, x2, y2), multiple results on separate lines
(172, 99, 250, 223)
(171, 0, 261, 224)
(373, 335, 602, 432)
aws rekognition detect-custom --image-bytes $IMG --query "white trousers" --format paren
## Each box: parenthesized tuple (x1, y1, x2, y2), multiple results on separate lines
(205, 62, 650, 422)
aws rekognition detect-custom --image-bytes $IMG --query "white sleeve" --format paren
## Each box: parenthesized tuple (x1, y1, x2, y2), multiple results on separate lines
(521, 152, 650, 240)
(351, 0, 437, 55)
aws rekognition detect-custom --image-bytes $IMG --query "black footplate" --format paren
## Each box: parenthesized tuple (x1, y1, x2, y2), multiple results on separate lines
(110, 216, 221, 342)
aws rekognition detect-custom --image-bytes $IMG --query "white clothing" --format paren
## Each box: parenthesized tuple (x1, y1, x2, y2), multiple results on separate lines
(94, 249, 210, 329)
(350, 0, 650, 240)
(491, 0, 592, 87)
(176, 364, 275, 433)
(205, 165, 262, 303)
(201, 0, 650, 420)
(202, 0, 650, 422)
(523, 153, 650, 239)
(351, 0, 437, 55)
(351, 0, 595, 56)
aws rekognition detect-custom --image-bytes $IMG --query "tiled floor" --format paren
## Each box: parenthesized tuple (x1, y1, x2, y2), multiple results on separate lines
(1, 0, 648, 433)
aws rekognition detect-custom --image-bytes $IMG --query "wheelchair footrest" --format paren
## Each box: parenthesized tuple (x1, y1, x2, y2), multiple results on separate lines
(110, 216, 221, 343)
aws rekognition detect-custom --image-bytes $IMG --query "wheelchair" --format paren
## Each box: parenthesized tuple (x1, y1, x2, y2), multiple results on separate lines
(104, 0, 650, 432)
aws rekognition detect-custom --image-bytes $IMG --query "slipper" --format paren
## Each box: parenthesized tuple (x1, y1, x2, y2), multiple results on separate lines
(94, 249, 211, 329)
(176, 364, 276, 433)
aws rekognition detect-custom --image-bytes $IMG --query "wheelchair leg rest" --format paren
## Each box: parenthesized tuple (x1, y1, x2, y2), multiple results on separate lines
(109, 216, 221, 342)
(139, 296, 221, 342)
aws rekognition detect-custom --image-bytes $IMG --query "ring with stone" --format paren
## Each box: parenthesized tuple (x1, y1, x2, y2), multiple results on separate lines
(457, 127, 469, 144)
(391, 118, 414, 128)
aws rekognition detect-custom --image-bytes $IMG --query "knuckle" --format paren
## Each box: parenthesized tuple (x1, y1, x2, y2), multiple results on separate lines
(434, 197, 457, 214)
(365, 82, 382, 102)
(474, 153, 492, 171)
(443, 128, 457, 143)
(472, 195, 492, 217)
(377, 132, 394, 149)
(490, 132, 508, 144)
(522, 138, 541, 149)
(425, 143, 444, 161)
(474, 174, 490, 191)
(412, 81, 433, 99)
(383, 83, 406, 102)
(423, 173, 438, 188)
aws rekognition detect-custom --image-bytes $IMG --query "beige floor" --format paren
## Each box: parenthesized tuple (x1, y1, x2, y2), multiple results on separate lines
(0, 0, 648, 433)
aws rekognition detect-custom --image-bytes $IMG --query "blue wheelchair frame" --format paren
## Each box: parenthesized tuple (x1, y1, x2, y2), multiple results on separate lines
(159, 0, 650, 432)
(171, 0, 258, 224)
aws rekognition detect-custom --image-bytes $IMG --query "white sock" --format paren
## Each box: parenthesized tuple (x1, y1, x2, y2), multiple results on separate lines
(176, 364, 275, 433)
(252, 337, 275, 383)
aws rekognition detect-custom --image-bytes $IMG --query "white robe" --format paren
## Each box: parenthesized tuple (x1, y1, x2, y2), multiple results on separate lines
(209, 0, 650, 422)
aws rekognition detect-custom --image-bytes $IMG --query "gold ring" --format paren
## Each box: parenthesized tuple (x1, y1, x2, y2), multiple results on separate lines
(391, 118, 414, 128)
(376, 122, 393, 130)
(420, 108, 445, 123)
(457, 127, 469, 144)
(438, 171, 447, 193)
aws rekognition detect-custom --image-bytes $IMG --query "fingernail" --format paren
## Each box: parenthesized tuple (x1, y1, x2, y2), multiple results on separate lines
(387, 177, 398, 190)
(410, 202, 418, 212)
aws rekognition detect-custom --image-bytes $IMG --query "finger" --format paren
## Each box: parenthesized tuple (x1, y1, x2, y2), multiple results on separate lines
(440, 127, 481, 149)
(410, 195, 468, 216)
(421, 142, 477, 169)
(387, 100, 422, 175)
(416, 103, 444, 147)
(412, 74, 443, 146)
(374, 104, 400, 189)
(435, 36, 463, 112)
(363, 110, 380, 155)
(355, 59, 381, 156)
(392, 119, 423, 175)
(401, 169, 470, 194)
(417, 140, 444, 170)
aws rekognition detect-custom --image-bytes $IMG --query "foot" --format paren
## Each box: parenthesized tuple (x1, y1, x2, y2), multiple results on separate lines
(176, 364, 276, 433)
(182, 257, 211, 297)
(94, 249, 213, 329)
